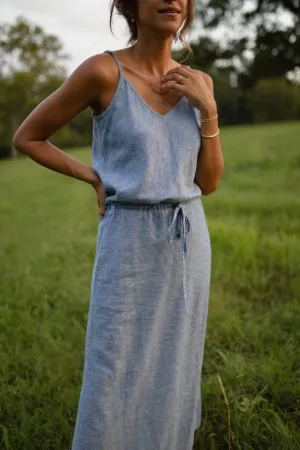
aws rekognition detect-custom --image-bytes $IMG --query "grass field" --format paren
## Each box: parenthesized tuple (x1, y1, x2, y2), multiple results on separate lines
(1, 120, 299, 449)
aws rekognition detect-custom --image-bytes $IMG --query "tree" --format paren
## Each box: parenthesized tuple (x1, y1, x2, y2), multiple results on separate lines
(0, 15, 70, 158)
(193, 0, 300, 88)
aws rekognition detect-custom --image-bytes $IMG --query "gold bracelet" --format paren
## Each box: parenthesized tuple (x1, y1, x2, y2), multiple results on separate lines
(200, 113, 218, 123)
(201, 128, 220, 139)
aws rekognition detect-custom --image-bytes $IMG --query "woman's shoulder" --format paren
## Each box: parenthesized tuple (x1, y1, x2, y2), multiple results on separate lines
(83, 52, 120, 89)
(84, 51, 125, 118)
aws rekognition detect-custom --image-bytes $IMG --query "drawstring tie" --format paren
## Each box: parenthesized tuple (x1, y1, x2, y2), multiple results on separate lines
(167, 203, 191, 316)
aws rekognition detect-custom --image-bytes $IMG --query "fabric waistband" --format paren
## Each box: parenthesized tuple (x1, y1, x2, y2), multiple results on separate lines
(105, 196, 200, 213)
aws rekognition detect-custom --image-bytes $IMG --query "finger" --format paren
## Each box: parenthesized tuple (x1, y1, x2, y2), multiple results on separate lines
(164, 65, 191, 77)
(162, 72, 188, 84)
(182, 65, 194, 72)
(162, 80, 186, 92)
(180, 65, 194, 73)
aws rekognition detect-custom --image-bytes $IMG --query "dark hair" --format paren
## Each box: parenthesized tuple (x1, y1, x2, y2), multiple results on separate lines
(109, 0, 194, 62)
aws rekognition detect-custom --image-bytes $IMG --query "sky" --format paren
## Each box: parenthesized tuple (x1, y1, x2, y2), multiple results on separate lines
(2, 0, 130, 74)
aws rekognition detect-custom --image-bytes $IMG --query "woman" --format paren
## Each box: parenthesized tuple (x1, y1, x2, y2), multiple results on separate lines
(13, 0, 224, 448)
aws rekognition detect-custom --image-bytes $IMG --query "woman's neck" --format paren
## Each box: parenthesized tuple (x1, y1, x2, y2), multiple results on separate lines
(129, 40, 176, 77)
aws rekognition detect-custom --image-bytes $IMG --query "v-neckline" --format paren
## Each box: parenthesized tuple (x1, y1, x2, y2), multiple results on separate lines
(106, 50, 185, 120)
(124, 77, 185, 119)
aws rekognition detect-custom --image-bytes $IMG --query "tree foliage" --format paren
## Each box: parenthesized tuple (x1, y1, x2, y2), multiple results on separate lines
(0, 16, 71, 157)
(192, 0, 300, 87)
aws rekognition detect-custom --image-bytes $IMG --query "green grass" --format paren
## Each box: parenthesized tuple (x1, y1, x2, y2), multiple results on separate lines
(1, 120, 300, 449)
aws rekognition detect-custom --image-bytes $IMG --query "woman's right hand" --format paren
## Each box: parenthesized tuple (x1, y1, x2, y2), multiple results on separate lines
(93, 179, 107, 218)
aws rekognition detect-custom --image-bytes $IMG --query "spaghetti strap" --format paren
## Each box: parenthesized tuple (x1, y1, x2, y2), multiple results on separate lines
(104, 50, 124, 79)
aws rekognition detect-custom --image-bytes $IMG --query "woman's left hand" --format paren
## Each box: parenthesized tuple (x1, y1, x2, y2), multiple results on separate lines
(161, 65, 217, 116)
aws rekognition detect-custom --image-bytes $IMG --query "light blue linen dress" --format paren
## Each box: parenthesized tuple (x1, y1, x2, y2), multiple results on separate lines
(71, 50, 211, 450)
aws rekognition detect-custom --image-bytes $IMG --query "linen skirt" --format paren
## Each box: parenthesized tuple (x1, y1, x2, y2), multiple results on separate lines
(71, 196, 211, 450)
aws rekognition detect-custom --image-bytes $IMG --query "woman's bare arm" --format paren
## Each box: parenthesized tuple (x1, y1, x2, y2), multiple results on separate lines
(194, 74, 224, 196)
(13, 54, 109, 188)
